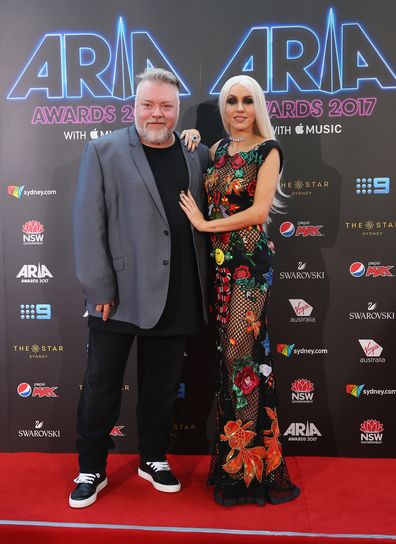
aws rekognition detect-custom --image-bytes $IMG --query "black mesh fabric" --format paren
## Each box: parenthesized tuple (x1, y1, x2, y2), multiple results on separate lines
(205, 139, 300, 506)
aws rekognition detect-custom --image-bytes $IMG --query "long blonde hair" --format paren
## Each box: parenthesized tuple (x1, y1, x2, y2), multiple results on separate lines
(218, 75, 287, 219)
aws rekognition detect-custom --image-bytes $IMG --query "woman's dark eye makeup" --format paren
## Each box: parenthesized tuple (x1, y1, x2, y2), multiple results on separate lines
(226, 96, 254, 105)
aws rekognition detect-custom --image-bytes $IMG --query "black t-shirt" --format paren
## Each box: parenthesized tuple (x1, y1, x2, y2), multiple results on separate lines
(89, 138, 203, 336)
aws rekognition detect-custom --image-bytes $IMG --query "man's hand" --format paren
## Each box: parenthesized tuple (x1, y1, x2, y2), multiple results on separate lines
(96, 300, 115, 321)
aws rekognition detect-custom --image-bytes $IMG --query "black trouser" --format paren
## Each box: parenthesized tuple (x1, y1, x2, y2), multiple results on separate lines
(76, 327, 186, 473)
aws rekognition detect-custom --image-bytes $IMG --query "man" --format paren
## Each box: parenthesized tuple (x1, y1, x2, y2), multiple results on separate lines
(70, 68, 209, 508)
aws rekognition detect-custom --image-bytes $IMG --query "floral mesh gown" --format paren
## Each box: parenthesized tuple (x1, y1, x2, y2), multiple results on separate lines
(205, 139, 300, 506)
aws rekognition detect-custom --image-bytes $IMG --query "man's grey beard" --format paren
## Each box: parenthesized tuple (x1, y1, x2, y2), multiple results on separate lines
(138, 124, 173, 145)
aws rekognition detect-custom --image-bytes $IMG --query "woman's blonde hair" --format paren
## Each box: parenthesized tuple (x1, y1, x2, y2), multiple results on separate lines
(218, 75, 287, 220)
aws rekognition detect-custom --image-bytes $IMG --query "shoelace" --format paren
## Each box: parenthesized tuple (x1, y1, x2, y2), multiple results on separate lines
(73, 472, 100, 484)
(146, 461, 170, 472)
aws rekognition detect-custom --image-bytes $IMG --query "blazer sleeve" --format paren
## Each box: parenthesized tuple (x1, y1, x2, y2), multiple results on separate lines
(73, 141, 117, 305)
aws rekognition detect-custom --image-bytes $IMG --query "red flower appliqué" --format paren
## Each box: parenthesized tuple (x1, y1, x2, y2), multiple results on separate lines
(215, 153, 228, 169)
(220, 232, 231, 244)
(234, 366, 260, 395)
(247, 180, 257, 197)
(233, 265, 251, 280)
(230, 154, 246, 169)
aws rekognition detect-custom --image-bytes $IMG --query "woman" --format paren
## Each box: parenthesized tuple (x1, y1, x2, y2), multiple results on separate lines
(180, 75, 300, 506)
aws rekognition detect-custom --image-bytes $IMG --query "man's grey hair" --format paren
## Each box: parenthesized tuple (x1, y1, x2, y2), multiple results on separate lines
(136, 68, 181, 92)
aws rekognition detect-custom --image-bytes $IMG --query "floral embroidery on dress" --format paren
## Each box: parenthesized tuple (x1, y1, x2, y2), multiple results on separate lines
(207, 139, 299, 504)
(221, 420, 267, 487)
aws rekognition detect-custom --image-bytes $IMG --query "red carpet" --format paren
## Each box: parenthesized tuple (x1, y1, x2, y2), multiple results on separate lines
(0, 453, 395, 543)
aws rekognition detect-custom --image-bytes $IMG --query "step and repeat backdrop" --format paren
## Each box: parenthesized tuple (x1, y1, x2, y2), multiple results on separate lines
(0, 0, 395, 457)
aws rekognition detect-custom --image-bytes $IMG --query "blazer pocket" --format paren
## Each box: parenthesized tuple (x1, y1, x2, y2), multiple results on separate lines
(112, 256, 124, 271)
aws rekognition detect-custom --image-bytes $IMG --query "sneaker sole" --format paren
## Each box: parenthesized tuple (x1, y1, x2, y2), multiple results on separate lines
(69, 477, 108, 508)
(138, 468, 181, 493)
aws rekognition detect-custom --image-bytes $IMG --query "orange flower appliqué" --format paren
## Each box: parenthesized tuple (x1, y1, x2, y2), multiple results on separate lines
(244, 311, 261, 338)
(263, 407, 283, 476)
(221, 420, 266, 487)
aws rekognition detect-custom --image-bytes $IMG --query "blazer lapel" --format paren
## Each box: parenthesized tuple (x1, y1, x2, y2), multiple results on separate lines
(179, 136, 200, 198)
(128, 125, 168, 223)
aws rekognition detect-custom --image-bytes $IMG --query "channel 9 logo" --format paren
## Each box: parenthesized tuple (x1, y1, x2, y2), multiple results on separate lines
(20, 304, 52, 320)
(355, 177, 390, 195)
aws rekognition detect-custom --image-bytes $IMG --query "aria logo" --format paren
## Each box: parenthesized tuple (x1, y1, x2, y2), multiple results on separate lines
(22, 220, 45, 245)
(346, 384, 365, 398)
(280, 222, 323, 237)
(110, 425, 125, 437)
(279, 261, 325, 280)
(289, 299, 315, 323)
(349, 261, 394, 277)
(17, 382, 59, 398)
(18, 420, 61, 438)
(16, 263, 53, 283)
(360, 420, 384, 445)
(291, 379, 314, 403)
(283, 422, 321, 441)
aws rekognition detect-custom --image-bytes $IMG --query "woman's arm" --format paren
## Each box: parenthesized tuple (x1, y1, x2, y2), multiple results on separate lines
(179, 147, 280, 232)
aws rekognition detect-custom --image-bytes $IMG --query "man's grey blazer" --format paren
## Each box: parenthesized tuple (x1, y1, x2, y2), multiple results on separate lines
(73, 124, 210, 328)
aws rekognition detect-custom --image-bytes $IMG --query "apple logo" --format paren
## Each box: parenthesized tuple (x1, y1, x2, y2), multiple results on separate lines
(295, 124, 304, 135)
(90, 128, 99, 140)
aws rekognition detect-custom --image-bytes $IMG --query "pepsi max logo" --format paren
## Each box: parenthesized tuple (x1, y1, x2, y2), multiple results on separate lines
(17, 383, 32, 397)
(349, 262, 366, 277)
(280, 222, 296, 237)
(349, 262, 394, 278)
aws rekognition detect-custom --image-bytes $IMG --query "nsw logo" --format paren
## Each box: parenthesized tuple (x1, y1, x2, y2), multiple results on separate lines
(22, 220, 45, 245)
(360, 420, 384, 445)
(291, 379, 314, 403)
